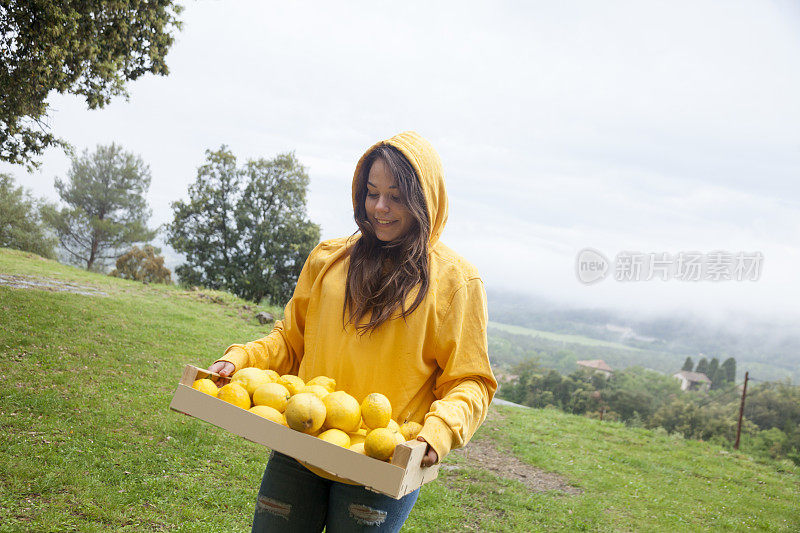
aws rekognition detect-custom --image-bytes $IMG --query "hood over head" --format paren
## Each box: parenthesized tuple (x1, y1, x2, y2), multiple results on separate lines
(352, 131, 448, 247)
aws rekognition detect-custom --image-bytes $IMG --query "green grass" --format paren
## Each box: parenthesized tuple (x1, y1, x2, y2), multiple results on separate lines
(488, 321, 646, 352)
(2, 248, 798, 532)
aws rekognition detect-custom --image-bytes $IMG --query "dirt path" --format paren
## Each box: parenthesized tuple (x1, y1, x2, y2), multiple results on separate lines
(442, 407, 581, 495)
(0, 274, 107, 296)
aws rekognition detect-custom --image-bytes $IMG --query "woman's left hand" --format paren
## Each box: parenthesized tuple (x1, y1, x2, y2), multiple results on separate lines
(416, 436, 438, 467)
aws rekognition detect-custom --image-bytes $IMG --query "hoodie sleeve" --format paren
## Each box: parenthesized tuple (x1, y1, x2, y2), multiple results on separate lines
(417, 277, 498, 462)
(214, 242, 323, 375)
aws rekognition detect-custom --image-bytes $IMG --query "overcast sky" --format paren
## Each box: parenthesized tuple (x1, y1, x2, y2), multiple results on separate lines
(4, 0, 800, 323)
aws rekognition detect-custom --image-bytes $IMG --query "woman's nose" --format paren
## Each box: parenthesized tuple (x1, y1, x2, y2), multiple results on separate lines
(376, 196, 390, 212)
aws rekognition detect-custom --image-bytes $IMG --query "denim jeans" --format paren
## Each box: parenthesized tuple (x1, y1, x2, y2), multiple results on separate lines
(251, 451, 420, 532)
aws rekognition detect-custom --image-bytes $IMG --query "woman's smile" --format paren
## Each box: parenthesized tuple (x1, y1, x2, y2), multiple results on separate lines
(365, 158, 412, 242)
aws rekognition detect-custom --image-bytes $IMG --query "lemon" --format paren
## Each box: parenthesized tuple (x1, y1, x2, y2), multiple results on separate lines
(264, 369, 280, 382)
(399, 421, 423, 441)
(231, 367, 271, 397)
(348, 432, 366, 446)
(284, 393, 326, 434)
(192, 378, 218, 396)
(364, 428, 397, 461)
(349, 442, 367, 455)
(217, 383, 251, 410)
(387, 419, 401, 434)
(318, 428, 351, 447)
(322, 391, 361, 432)
(307, 375, 336, 393)
(252, 383, 291, 412)
(361, 393, 392, 429)
(299, 384, 330, 400)
(278, 375, 305, 396)
(249, 405, 287, 426)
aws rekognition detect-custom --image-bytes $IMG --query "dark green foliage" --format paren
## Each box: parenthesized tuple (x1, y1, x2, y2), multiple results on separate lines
(499, 356, 800, 464)
(681, 356, 694, 371)
(707, 357, 720, 387)
(0, 1, 183, 169)
(695, 357, 709, 376)
(167, 147, 321, 305)
(0, 173, 57, 258)
(110, 244, 171, 284)
(45, 144, 156, 271)
(720, 357, 736, 383)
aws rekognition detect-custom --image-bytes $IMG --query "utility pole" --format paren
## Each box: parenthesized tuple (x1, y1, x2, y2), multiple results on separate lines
(734, 371, 749, 450)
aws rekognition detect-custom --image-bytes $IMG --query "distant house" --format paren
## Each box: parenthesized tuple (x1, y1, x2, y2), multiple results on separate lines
(576, 359, 613, 378)
(673, 370, 712, 392)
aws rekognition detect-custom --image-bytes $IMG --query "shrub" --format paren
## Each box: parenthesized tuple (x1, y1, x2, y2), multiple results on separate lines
(110, 245, 171, 284)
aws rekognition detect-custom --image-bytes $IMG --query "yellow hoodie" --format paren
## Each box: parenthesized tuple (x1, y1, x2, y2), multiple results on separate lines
(217, 131, 497, 472)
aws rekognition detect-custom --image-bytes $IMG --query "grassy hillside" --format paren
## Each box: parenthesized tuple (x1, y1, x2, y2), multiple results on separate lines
(2, 248, 798, 532)
(488, 321, 646, 352)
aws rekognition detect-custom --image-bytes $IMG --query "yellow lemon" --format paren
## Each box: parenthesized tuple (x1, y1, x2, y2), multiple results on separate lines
(318, 428, 351, 448)
(364, 428, 397, 461)
(192, 378, 218, 396)
(252, 383, 291, 412)
(387, 419, 401, 434)
(399, 421, 423, 441)
(217, 383, 251, 410)
(349, 442, 367, 455)
(299, 384, 330, 400)
(264, 369, 280, 382)
(278, 375, 306, 396)
(231, 367, 271, 397)
(348, 432, 366, 446)
(306, 375, 336, 393)
(322, 391, 361, 433)
(361, 393, 392, 429)
(284, 392, 326, 434)
(393, 431, 406, 446)
(249, 405, 287, 426)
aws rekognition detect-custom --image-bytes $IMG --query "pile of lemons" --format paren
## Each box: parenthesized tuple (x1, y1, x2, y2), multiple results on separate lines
(192, 368, 422, 461)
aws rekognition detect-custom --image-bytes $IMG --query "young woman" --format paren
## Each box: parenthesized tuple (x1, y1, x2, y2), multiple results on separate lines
(208, 131, 496, 532)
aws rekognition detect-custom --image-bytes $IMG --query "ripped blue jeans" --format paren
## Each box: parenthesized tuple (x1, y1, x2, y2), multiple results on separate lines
(251, 451, 420, 532)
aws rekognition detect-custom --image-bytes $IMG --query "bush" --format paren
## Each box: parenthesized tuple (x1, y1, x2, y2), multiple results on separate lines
(110, 245, 172, 284)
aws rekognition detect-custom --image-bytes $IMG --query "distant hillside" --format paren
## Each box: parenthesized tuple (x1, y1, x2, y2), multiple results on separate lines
(2, 248, 798, 531)
(486, 289, 800, 382)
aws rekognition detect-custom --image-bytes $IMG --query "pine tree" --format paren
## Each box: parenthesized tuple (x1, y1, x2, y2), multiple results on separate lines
(720, 357, 737, 383)
(46, 144, 156, 270)
(681, 356, 694, 372)
(695, 357, 709, 376)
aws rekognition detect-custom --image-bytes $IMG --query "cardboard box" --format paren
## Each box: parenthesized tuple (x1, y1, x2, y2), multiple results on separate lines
(169, 365, 439, 499)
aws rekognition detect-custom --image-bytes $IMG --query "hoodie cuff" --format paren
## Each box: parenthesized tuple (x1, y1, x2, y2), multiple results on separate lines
(215, 346, 248, 373)
(417, 416, 454, 463)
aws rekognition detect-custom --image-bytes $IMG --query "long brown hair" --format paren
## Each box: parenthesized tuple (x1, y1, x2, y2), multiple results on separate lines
(345, 145, 431, 334)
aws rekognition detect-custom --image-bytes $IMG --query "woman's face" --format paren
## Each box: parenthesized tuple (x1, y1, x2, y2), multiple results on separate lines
(365, 158, 413, 242)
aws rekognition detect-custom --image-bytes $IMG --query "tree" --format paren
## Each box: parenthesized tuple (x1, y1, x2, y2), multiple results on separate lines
(681, 356, 694, 372)
(110, 245, 171, 284)
(695, 357, 709, 376)
(707, 357, 720, 389)
(720, 357, 736, 383)
(0, 173, 58, 258)
(167, 147, 321, 305)
(46, 144, 156, 270)
(0, 1, 183, 170)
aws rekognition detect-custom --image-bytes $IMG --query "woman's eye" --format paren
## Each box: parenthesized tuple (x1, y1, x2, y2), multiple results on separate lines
(391, 196, 401, 203)
(367, 193, 378, 199)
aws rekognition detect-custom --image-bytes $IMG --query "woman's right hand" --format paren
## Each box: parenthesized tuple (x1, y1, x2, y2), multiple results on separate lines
(208, 361, 235, 378)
